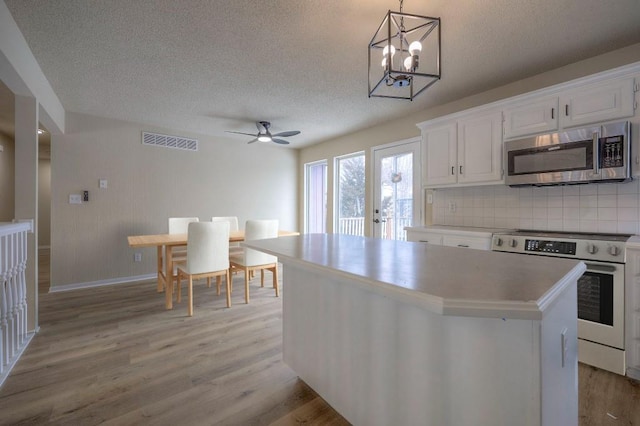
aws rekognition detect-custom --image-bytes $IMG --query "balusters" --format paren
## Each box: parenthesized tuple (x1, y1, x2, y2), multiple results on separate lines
(18, 230, 27, 346)
(0, 223, 31, 381)
(0, 235, 6, 375)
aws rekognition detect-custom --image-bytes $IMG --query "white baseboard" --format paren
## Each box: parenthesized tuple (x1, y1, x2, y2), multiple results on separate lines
(49, 273, 156, 293)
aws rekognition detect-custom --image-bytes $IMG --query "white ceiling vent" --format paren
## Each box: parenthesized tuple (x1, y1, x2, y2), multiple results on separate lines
(142, 132, 198, 152)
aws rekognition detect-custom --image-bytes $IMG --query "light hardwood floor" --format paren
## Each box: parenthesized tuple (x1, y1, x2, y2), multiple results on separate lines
(0, 251, 638, 425)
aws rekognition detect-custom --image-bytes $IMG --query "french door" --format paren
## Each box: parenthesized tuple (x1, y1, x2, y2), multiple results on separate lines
(372, 138, 421, 240)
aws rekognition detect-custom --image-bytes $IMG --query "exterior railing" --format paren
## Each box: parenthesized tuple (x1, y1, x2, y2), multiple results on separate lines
(0, 221, 32, 387)
(338, 217, 412, 240)
(338, 217, 366, 236)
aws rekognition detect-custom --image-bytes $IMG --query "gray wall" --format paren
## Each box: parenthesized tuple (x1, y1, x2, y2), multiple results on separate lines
(0, 133, 14, 221)
(50, 112, 298, 288)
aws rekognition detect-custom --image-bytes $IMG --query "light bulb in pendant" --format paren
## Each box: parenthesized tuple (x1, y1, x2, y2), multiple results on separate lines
(409, 41, 422, 55)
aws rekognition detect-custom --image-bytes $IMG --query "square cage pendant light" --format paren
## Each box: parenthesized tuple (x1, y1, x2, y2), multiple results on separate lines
(368, 1, 441, 101)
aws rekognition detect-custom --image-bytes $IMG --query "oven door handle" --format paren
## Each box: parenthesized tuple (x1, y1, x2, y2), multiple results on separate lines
(584, 263, 617, 273)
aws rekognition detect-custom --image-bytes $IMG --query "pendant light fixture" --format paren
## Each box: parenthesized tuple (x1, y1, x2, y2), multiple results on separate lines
(368, 0, 441, 100)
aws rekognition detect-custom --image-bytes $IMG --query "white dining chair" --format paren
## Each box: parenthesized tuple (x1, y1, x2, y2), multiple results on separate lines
(211, 216, 242, 255)
(229, 219, 279, 304)
(169, 216, 198, 260)
(175, 221, 231, 316)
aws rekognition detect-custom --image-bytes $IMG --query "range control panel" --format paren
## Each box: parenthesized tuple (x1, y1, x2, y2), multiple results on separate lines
(525, 239, 576, 255)
(492, 234, 627, 263)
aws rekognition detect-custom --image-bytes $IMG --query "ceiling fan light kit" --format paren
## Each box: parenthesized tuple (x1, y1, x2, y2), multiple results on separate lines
(225, 121, 300, 145)
(368, 0, 441, 101)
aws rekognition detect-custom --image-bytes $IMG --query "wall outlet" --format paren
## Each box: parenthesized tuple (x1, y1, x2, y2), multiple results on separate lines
(448, 201, 456, 213)
(134, 252, 142, 262)
(69, 194, 82, 204)
(99, 179, 108, 189)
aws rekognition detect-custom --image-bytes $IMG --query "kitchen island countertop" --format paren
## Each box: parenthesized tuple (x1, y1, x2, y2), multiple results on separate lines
(244, 233, 585, 320)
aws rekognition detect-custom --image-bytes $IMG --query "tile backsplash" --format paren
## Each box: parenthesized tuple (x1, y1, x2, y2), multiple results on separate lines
(431, 180, 640, 235)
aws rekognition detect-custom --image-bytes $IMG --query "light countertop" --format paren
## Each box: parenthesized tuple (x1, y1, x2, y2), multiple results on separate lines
(244, 233, 585, 320)
(405, 225, 513, 237)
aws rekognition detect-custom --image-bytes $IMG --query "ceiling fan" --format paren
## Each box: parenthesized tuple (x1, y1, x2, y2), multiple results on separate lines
(225, 121, 300, 145)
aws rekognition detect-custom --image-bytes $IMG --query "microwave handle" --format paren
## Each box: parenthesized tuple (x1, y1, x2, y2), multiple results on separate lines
(593, 132, 600, 174)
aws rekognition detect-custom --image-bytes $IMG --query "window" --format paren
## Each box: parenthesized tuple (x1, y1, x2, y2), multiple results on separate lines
(336, 152, 365, 236)
(304, 160, 327, 233)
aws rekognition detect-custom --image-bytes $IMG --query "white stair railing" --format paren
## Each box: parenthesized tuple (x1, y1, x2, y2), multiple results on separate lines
(0, 221, 32, 386)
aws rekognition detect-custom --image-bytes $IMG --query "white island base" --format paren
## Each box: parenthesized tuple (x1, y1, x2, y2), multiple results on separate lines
(245, 235, 584, 426)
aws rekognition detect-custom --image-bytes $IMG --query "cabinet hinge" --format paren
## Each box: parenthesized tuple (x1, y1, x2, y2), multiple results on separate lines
(634, 82, 639, 92)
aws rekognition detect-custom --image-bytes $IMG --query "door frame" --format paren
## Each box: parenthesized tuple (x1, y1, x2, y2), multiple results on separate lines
(371, 137, 422, 239)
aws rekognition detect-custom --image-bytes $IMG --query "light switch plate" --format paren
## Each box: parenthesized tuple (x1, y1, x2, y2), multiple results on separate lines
(69, 194, 82, 204)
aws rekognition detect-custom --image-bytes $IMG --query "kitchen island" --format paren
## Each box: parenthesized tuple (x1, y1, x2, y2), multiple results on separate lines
(243, 234, 586, 426)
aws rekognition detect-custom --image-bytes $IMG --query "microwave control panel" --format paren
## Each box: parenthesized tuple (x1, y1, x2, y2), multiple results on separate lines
(600, 135, 624, 168)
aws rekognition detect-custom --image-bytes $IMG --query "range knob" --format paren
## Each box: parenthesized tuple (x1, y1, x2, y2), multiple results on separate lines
(608, 245, 621, 257)
(509, 239, 518, 248)
(494, 237, 503, 247)
(586, 244, 598, 255)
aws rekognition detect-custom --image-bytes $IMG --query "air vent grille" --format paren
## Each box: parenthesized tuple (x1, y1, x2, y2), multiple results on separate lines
(142, 132, 198, 152)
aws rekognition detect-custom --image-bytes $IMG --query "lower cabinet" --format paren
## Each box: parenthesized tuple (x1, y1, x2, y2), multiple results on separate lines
(625, 238, 640, 380)
(406, 227, 493, 250)
(407, 231, 443, 245)
(442, 235, 492, 250)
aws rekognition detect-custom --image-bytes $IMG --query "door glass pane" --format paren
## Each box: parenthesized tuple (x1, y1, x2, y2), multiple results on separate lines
(380, 152, 413, 240)
(305, 161, 327, 233)
(337, 153, 365, 236)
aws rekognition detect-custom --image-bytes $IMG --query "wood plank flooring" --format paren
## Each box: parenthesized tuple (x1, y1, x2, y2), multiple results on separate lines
(0, 250, 638, 425)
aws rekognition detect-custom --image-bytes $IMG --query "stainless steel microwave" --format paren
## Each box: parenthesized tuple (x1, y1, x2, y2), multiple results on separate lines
(504, 121, 631, 186)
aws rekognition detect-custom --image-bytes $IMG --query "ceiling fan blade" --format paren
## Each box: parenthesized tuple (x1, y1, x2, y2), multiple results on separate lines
(272, 130, 300, 137)
(247, 138, 259, 144)
(272, 138, 290, 145)
(226, 131, 257, 137)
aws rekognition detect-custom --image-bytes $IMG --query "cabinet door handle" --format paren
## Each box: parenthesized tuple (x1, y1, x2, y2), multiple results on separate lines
(457, 244, 469, 248)
(565, 104, 569, 116)
(419, 240, 429, 243)
(451, 166, 454, 175)
(551, 108, 554, 119)
(459, 165, 463, 174)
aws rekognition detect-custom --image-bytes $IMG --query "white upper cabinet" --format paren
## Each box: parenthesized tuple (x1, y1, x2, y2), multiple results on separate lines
(422, 122, 457, 186)
(421, 110, 503, 188)
(457, 111, 503, 184)
(503, 77, 636, 139)
(559, 78, 635, 128)
(503, 97, 559, 139)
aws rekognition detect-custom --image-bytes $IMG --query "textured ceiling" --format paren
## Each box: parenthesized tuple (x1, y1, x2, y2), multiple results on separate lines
(3, 0, 640, 148)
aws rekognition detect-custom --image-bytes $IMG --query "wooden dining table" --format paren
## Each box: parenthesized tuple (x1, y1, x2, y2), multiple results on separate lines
(127, 230, 298, 309)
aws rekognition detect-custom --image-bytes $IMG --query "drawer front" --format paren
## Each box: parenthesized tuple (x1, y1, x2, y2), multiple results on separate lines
(442, 235, 491, 250)
(407, 231, 443, 245)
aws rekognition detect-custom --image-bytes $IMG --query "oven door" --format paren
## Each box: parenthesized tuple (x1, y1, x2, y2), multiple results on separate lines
(577, 260, 624, 349)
